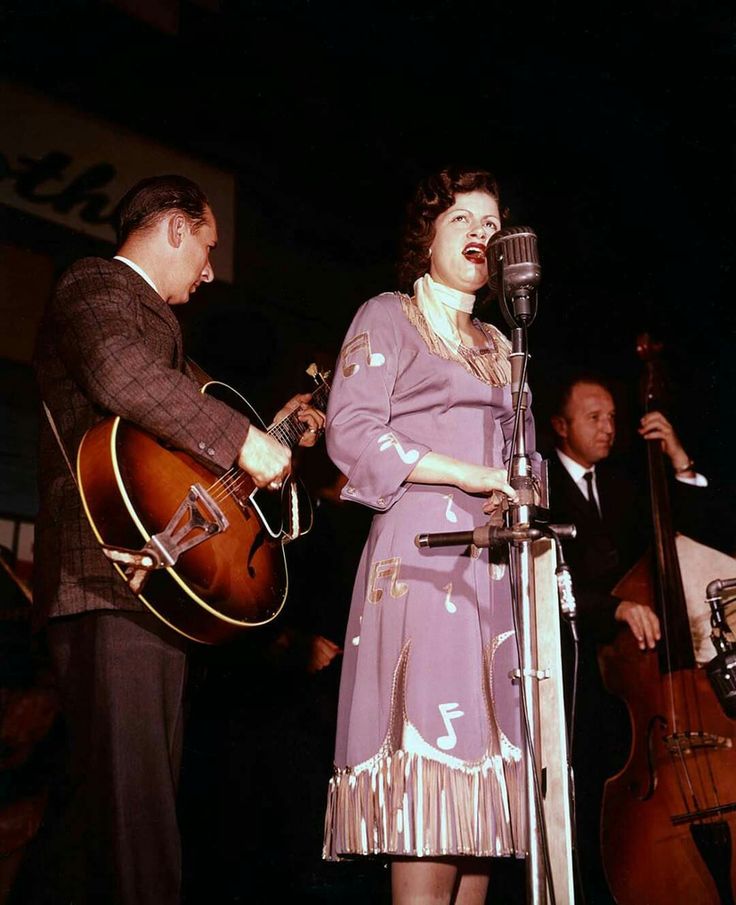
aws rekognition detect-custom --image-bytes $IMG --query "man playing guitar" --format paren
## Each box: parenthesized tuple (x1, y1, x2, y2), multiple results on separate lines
(30, 174, 324, 905)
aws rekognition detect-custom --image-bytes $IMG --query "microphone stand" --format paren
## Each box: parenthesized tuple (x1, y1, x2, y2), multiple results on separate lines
(507, 317, 553, 905)
(415, 276, 576, 904)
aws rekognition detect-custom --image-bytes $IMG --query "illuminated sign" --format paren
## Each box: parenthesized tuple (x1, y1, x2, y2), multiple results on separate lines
(0, 81, 235, 282)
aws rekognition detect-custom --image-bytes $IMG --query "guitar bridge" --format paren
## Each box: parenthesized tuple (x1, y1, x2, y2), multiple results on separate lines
(101, 484, 229, 594)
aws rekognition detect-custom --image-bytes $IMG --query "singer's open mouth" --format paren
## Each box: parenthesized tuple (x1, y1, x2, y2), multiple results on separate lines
(462, 243, 486, 262)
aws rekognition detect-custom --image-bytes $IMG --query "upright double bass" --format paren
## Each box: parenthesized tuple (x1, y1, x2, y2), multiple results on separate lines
(599, 334, 736, 904)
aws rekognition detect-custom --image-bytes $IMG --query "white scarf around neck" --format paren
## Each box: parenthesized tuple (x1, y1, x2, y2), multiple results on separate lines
(413, 273, 475, 355)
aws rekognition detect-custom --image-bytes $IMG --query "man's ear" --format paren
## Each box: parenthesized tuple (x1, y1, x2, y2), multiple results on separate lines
(550, 414, 567, 440)
(167, 213, 187, 248)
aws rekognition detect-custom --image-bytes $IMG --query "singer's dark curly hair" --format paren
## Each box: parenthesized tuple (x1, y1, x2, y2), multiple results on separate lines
(397, 166, 506, 293)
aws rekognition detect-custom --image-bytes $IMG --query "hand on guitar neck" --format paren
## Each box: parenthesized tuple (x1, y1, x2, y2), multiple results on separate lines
(271, 392, 325, 448)
(238, 392, 326, 490)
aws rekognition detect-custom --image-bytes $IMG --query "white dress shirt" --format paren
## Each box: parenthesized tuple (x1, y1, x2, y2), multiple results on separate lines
(556, 448, 602, 512)
(555, 447, 707, 502)
(114, 255, 159, 295)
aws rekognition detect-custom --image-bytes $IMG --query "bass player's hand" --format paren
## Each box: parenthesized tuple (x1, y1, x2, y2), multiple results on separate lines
(615, 600, 661, 651)
(238, 425, 291, 490)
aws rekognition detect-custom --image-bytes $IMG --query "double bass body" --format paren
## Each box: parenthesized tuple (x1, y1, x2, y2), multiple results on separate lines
(599, 334, 736, 904)
(600, 624, 736, 904)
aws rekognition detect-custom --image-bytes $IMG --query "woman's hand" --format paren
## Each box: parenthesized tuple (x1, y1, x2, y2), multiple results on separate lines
(407, 452, 518, 503)
(452, 463, 518, 500)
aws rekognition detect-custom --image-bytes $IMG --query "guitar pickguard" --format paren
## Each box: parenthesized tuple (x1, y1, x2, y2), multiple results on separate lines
(101, 482, 229, 593)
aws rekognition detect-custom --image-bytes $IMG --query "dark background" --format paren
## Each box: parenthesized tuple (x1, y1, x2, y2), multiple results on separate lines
(1, 1, 734, 902)
(2, 0, 734, 468)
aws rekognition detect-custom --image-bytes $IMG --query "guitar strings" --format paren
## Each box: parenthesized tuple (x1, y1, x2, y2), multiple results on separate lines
(204, 385, 328, 503)
(207, 469, 241, 504)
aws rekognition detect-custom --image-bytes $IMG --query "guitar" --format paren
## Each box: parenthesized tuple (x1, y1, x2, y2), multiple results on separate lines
(76, 364, 330, 644)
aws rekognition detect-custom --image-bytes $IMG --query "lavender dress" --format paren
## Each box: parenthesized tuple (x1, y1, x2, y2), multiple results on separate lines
(323, 291, 537, 860)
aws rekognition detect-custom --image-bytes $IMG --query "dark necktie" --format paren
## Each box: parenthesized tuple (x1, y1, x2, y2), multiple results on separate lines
(583, 471, 601, 519)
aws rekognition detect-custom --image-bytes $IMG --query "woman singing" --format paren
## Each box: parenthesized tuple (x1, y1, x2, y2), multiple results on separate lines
(323, 166, 538, 904)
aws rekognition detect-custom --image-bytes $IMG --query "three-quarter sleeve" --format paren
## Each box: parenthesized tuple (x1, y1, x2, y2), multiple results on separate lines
(326, 295, 430, 511)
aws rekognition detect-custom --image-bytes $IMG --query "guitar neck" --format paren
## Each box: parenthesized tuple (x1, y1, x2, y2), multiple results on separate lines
(268, 382, 329, 449)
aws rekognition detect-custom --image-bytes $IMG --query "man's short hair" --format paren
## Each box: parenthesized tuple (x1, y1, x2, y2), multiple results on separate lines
(115, 175, 209, 245)
(551, 371, 614, 419)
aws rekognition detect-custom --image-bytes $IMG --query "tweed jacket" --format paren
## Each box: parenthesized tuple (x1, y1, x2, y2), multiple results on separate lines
(32, 257, 251, 626)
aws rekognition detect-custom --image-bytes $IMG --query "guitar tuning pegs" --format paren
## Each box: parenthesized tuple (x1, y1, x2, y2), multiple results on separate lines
(306, 363, 331, 385)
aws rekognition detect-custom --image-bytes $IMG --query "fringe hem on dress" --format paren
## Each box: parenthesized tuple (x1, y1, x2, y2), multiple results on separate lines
(323, 748, 526, 860)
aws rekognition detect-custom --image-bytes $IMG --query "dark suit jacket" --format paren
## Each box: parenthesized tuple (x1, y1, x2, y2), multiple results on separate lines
(546, 448, 736, 899)
(547, 452, 647, 643)
(545, 450, 656, 876)
(32, 257, 251, 626)
(547, 449, 734, 643)
(547, 446, 736, 767)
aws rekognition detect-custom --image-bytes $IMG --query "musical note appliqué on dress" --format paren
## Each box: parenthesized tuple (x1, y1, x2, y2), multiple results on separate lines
(436, 702, 465, 751)
(367, 557, 409, 604)
(443, 583, 457, 614)
(341, 331, 386, 377)
(377, 432, 420, 464)
(443, 494, 458, 523)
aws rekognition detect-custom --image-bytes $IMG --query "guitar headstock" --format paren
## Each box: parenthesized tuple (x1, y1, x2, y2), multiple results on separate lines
(306, 362, 331, 382)
(305, 363, 331, 412)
